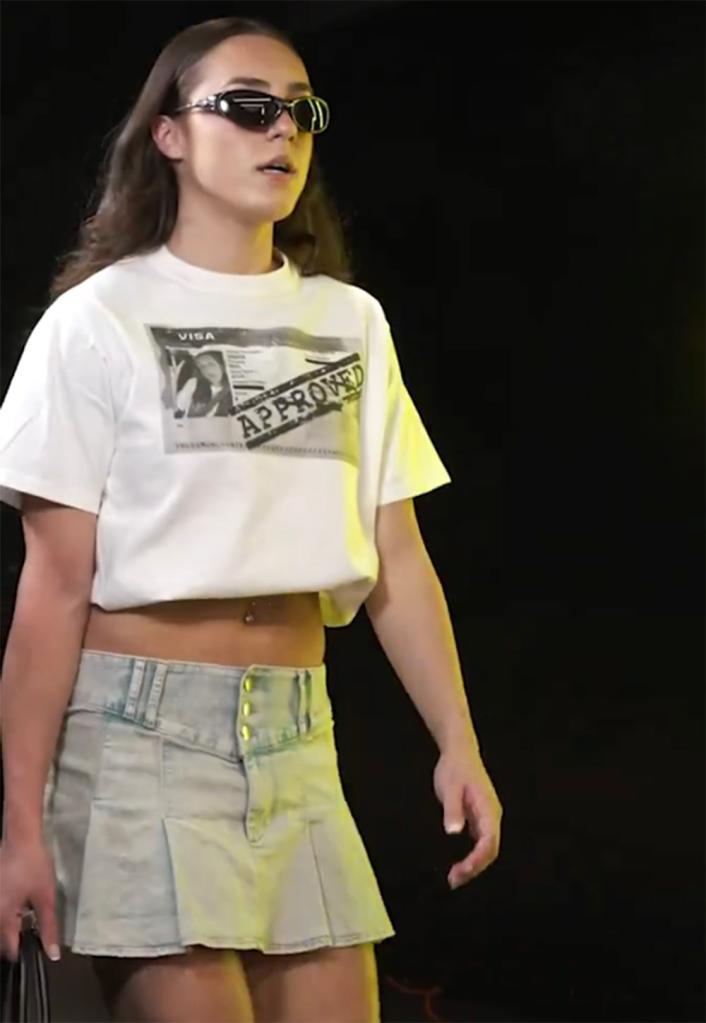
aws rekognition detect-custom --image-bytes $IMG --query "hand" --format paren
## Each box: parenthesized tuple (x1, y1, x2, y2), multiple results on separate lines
(0, 838, 61, 963)
(433, 740, 503, 889)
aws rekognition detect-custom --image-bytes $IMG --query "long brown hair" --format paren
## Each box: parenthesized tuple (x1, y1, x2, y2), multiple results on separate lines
(47, 16, 354, 303)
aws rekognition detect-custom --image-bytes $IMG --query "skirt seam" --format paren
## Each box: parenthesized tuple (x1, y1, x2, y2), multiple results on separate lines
(71, 712, 111, 944)
(158, 743, 188, 948)
(304, 819, 335, 940)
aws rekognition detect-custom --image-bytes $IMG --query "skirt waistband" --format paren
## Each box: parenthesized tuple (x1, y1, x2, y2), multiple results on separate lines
(68, 649, 332, 760)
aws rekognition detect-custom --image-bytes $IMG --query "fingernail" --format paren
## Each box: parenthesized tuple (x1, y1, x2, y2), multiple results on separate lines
(48, 944, 61, 961)
(445, 821, 463, 834)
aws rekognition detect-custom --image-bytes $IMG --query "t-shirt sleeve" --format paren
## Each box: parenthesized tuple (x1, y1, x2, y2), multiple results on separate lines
(0, 298, 116, 514)
(375, 307, 452, 506)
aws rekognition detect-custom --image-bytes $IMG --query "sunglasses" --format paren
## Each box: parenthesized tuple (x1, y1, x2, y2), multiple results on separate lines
(171, 88, 330, 134)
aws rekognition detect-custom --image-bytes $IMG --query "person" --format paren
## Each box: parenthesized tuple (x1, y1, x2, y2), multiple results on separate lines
(0, 15, 502, 1023)
(174, 350, 232, 417)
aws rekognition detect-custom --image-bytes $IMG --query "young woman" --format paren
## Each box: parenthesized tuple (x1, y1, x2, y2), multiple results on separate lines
(0, 15, 502, 1023)
(175, 351, 232, 418)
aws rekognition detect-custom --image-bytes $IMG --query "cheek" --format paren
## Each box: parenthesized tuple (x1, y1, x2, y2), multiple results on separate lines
(189, 125, 254, 183)
(300, 140, 314, 173)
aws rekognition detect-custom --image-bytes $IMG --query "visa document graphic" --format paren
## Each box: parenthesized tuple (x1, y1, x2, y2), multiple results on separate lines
(148, 325, 364, 467)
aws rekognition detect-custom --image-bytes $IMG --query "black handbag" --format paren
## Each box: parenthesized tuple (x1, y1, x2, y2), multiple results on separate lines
(0, 909, 51, 1023)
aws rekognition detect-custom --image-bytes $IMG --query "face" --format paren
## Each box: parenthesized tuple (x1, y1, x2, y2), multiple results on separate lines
(195, 353, 224, 384)
(155, 34, 315, 227)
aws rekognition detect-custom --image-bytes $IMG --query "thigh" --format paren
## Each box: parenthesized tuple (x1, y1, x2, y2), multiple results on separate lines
(91, 945, 255, 1023)
(240, 943, 380, 1023)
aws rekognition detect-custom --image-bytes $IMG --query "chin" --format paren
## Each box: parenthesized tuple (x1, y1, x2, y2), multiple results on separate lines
(235, 197, 298, 227)
(273, 202, 300, 224)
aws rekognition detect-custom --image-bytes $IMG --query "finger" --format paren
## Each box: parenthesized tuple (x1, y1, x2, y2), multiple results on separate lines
(462, 833, 497, 867)
(35, 899, 61, 961)
(449, 836, 496, 879)
(1, 926, 20, 963)
(470, 810, 498, 838)
(463, 818, 500, 859)
(458, 801, 497, 842)
(448, 855, 485, 887)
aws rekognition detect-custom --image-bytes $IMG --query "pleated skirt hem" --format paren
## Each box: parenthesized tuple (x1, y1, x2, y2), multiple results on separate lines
(68, 927, 396, 959)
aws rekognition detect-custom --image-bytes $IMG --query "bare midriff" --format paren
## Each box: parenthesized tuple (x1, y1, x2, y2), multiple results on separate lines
(81, 593, 326, 669)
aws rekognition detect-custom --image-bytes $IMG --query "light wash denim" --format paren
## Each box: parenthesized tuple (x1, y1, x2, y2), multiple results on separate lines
(42, 649, 395, 957)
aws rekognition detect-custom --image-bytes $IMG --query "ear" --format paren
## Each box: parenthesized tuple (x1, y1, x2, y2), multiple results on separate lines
(151, 114, 184, 162)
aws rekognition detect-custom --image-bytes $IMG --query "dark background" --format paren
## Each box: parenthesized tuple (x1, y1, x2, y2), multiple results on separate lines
(1, 2, 703, 1021)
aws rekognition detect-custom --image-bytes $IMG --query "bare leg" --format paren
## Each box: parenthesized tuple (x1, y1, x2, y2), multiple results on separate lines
(92, 945, 256, 1023)
(241, 943, 380, 1023)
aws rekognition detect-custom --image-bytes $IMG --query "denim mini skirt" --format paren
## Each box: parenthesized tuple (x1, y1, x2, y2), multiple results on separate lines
(41, 649, 396, 958)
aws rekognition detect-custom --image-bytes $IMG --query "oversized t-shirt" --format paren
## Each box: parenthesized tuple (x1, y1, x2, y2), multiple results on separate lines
(0, 245, 451, 627)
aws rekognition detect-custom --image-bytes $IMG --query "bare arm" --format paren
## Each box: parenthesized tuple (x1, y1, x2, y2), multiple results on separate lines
(1, 495, 97, 842)
(366, 498, 480, 753)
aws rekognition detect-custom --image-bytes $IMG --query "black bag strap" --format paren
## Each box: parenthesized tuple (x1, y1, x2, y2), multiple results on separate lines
(1, 909, 51, 1023)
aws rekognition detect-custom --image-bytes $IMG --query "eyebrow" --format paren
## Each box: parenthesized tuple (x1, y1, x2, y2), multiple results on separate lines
(220, 76, 313, 95)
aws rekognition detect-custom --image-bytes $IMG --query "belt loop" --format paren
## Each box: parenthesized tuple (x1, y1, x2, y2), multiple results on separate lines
(296, 672, 308, 736)
(143, 662, 168, 728)
(124, 659, 146, 719)
(305, 669, 312, 732)
(297, 670, 312, 735)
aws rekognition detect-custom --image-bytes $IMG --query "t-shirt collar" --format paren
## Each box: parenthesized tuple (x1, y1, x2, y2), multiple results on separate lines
(145, 243, 299, 296)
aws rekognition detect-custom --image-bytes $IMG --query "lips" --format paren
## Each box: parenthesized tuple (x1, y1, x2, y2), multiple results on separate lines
(256, 156, 296, 174)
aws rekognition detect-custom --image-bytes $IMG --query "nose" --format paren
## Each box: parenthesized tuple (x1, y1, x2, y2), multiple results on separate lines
(267, 106, 298, 141)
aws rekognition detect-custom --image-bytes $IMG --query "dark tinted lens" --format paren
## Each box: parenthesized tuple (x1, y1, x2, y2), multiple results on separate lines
(223, 92, 279, 129)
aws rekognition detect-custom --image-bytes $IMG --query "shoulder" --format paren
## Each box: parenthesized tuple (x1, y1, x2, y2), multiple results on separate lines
(40, 254, 153, 351)
(49, 253, 147, 318)
(299, 272, 390, 331)
(22, 270, 135, 401)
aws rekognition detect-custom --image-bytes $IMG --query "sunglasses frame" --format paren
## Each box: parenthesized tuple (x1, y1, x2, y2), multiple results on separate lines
(170, 88, 330, 134)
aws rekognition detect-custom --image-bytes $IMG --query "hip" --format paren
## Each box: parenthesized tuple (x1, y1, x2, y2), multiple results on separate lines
(46, 650, 340, 849)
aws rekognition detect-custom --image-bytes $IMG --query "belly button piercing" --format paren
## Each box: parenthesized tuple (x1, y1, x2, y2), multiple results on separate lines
(242, 597, 274, 624)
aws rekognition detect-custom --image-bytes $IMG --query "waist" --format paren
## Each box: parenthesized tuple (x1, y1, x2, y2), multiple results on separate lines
(65, 650, 333, 761)
(82, 594, 325, 668)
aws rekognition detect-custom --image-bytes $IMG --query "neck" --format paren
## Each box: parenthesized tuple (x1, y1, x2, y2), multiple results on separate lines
(166, 207, 278, 275)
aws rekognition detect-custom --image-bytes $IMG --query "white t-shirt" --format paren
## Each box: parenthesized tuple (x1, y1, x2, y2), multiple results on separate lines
(0, 245, 451, 627)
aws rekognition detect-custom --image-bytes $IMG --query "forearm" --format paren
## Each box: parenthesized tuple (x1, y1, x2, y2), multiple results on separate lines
(365, 546, 481, 756)
(1, 573, 90, 842)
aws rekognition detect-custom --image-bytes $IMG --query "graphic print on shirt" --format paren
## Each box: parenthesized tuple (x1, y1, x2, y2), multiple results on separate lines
(146, 325, 364, 466)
